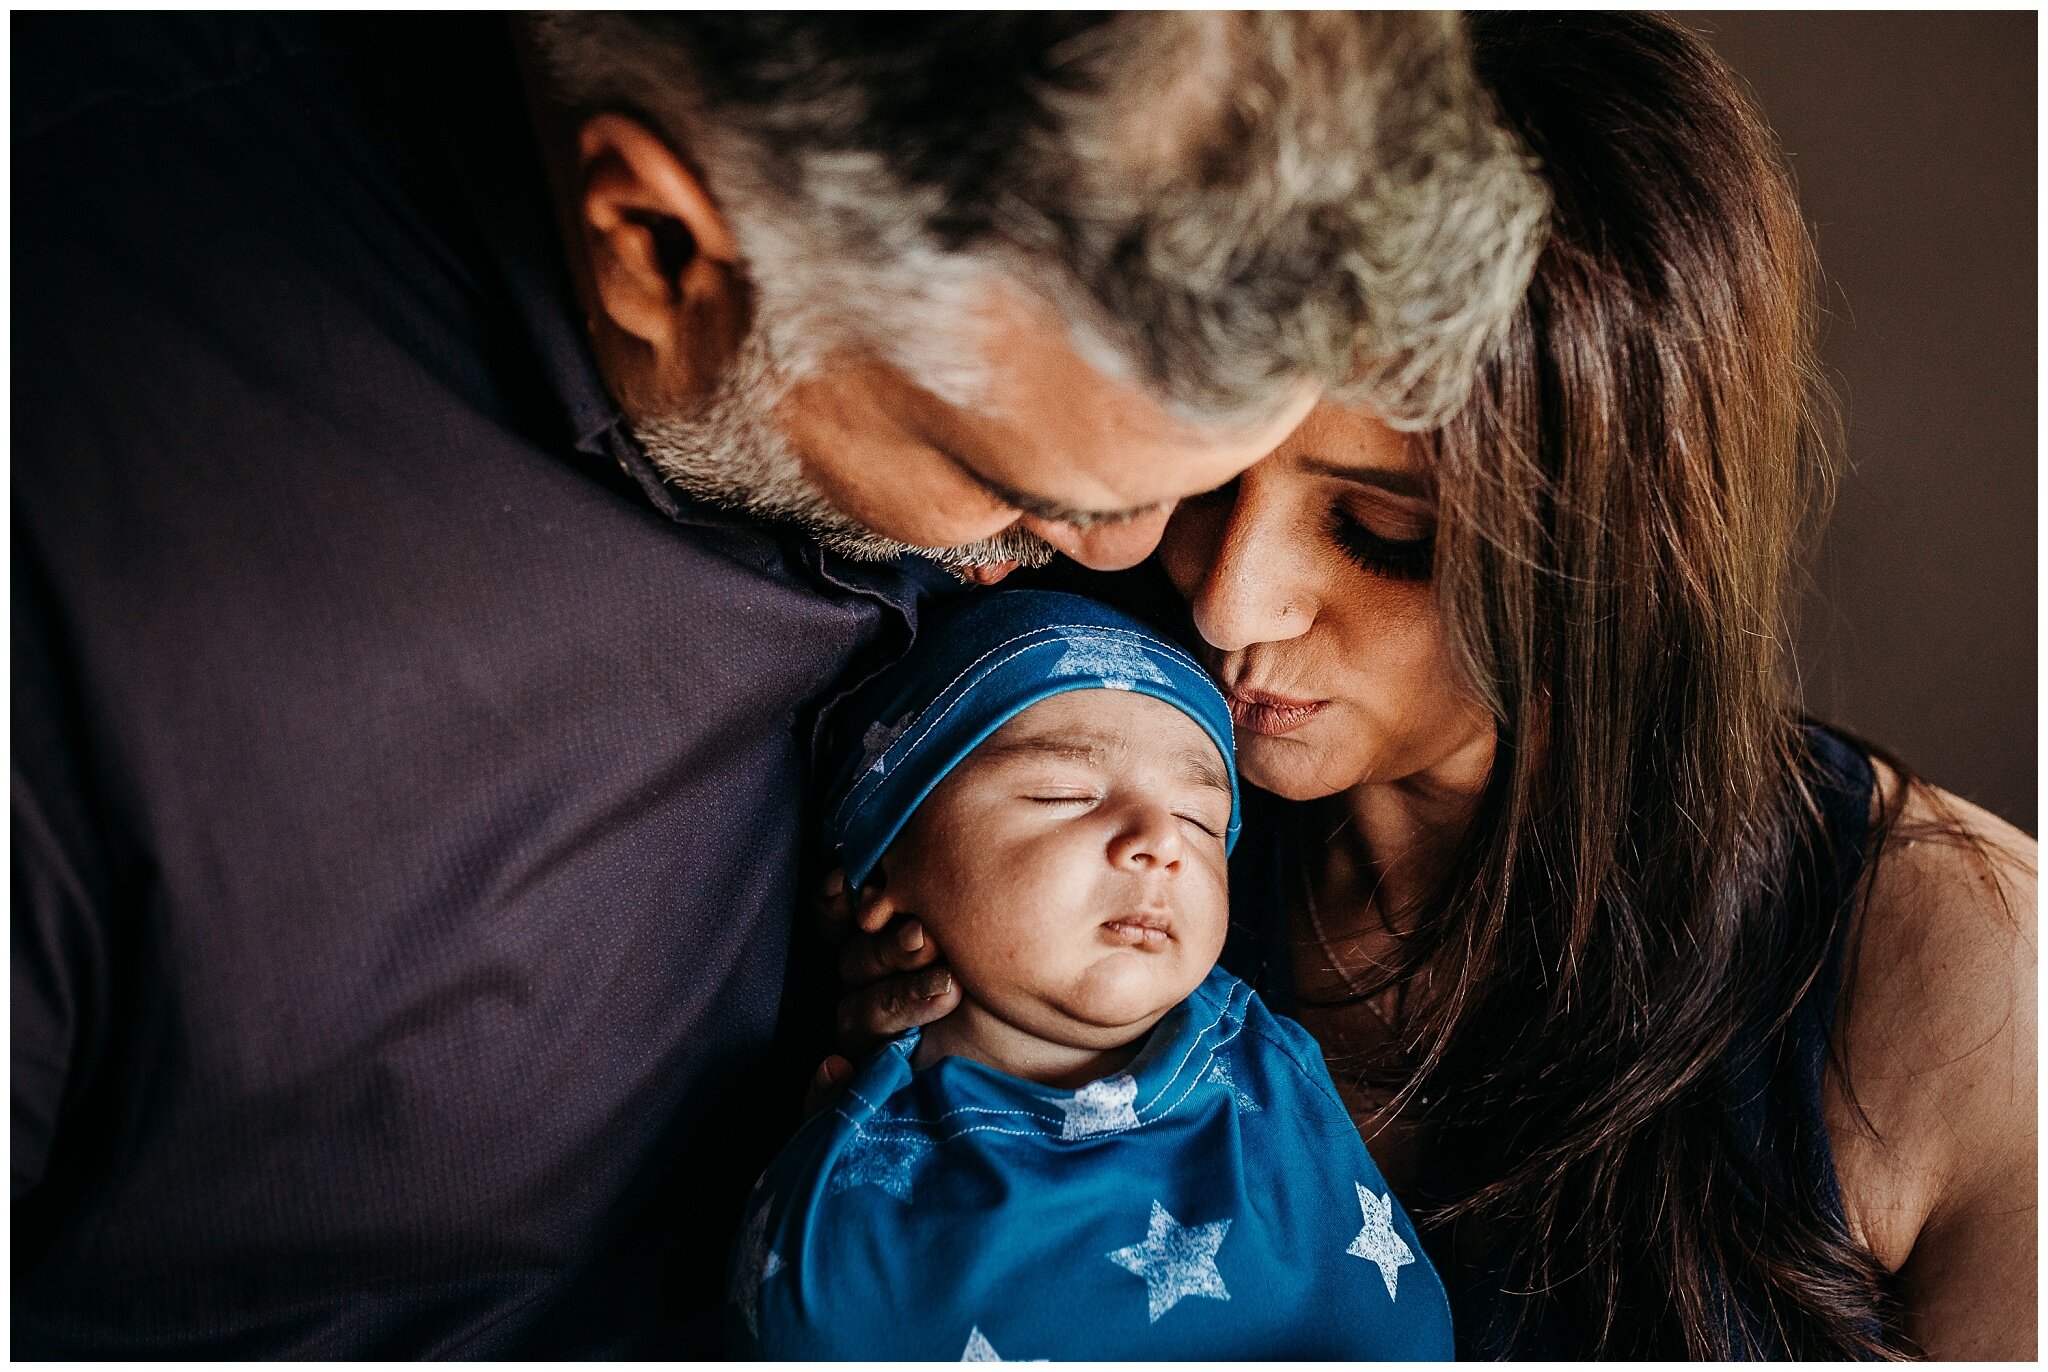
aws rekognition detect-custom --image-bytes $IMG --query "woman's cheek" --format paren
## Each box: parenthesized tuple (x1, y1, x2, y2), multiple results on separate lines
(1158, 500, 1231, 595)
(1307, 588, 1440, 783)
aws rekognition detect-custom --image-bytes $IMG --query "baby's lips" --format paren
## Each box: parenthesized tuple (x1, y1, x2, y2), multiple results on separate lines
(1099, 914, 1174, 948)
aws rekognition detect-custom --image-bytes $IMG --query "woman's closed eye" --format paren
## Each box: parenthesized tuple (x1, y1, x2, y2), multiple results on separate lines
(1330, 502, 1434, 582)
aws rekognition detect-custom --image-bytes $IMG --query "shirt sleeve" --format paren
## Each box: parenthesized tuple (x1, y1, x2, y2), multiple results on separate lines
(11, 537, 118, 1206)
(12, 781, 98, 1200)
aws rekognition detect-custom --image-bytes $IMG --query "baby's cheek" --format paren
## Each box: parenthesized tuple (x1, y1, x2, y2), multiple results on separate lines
(1182, 877, 1233, 964)
(935, 897, 1053, 991)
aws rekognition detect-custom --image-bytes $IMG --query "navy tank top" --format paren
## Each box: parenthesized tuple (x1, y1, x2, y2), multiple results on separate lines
(1221, 725, 1882, 1358)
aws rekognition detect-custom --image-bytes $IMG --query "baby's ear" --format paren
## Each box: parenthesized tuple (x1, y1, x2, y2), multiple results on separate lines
(854, 858, 907, 936)
(871, 838, 916, 902)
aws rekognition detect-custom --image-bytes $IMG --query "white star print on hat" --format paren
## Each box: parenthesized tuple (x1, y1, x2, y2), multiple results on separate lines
(859, 713, 913, 776)
(1048, 632, 1173, 691)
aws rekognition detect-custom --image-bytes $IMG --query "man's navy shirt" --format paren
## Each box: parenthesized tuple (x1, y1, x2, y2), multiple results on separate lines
(12, 14, 928, 1356)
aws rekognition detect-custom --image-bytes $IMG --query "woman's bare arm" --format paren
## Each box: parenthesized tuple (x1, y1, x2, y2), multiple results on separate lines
(1827, 770, 2037, 1359)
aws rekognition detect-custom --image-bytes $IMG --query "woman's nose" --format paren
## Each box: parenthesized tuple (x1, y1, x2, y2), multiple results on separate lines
(1184, 496, 1314, 654)
(1106, 802, 1183, 872)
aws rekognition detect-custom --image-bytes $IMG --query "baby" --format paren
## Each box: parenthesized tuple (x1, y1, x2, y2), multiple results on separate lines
(727, 591, 1451, 1360)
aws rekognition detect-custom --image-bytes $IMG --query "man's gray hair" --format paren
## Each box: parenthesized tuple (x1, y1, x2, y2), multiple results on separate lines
(529, 12, 1546, 432)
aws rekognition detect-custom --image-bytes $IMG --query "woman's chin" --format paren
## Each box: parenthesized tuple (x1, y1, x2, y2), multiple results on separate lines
(1236, 735, 1362, 802)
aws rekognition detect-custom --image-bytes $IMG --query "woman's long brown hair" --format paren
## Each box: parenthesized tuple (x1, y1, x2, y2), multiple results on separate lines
(1347, 13, 1905, 1357)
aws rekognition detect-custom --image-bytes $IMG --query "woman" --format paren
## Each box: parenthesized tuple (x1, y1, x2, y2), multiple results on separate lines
(828, 12, 2034, 1358)
(1157, 13, 2033, 1357)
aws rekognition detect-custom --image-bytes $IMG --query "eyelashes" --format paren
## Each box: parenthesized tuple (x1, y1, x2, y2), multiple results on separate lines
(1185, 477, 1433, 584)
(1027, 796, 1225, 841)
(1330, 507, 1434, 582)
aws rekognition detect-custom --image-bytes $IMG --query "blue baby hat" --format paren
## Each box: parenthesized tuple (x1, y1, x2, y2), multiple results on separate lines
(820, 591, 1239, 891)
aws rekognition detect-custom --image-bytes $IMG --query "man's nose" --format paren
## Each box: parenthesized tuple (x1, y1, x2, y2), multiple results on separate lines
(1020, 506, 1175, 572)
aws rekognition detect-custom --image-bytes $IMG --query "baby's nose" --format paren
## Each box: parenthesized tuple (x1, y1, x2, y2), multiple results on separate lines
(1107, 804, 1183, 871)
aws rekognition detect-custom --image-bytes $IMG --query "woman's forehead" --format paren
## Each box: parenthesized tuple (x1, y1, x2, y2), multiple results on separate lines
(1281, 402, 1422, 474)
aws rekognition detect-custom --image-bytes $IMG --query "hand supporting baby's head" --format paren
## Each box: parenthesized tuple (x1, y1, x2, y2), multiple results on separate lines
(822, 593, 1238, 1086)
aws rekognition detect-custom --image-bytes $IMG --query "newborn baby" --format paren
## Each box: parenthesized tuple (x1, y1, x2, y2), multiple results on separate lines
(728, 591, 1450, 1360)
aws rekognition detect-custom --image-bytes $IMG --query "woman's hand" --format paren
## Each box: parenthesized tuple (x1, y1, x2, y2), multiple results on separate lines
(804, 870, 960, 1115)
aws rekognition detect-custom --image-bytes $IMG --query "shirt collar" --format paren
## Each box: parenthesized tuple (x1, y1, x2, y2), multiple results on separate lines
(405, 19, 942, 610)
(414, 18, 754, 532)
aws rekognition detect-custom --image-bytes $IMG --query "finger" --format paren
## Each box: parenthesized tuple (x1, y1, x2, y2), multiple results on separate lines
(837, 918, 939, 986)
(818, 868, 853, 929)
(803, 1055, 855, 1117)
(836, 967, 960, 1050)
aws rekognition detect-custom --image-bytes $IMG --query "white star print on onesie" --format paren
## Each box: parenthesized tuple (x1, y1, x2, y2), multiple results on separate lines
(729, 1198, 785, 1337)
(1106, 1200, 1232, 1322)
(1206, 1060, 1261, 1113)
(1346, 1182, 1416, 1299)
(1056, 1073, 1141, 1139)
(828, 1126, 933, 1202)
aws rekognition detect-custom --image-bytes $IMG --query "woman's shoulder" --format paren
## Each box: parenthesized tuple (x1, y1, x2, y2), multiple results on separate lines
(1847, 766, 2036, 1134)
(1827, 762, 2036, 1356)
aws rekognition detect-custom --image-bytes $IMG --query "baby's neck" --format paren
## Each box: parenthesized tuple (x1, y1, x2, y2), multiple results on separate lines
(911, 995, 1154, 1089)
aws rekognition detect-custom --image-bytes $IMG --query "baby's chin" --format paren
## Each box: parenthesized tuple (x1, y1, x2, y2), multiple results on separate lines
(1048, 949, 1209, 1043)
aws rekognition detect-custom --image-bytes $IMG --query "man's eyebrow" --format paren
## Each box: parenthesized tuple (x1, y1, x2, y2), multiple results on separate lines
(962, 465, 1164, 530)
(1299, 457, 1433, 501)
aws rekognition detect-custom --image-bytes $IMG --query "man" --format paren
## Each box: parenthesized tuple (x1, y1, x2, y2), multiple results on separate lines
(12, 12, 1543, 1356)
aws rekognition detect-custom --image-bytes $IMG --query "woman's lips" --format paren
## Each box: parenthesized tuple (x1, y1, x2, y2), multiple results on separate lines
(1223, 683, 1329, 736)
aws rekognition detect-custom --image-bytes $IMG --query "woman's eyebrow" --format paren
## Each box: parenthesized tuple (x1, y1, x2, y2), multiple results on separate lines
(1299, 457, 1433, 500)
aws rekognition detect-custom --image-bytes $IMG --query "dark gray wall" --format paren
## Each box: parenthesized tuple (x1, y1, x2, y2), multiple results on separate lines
(1674, 11, 2036, 831)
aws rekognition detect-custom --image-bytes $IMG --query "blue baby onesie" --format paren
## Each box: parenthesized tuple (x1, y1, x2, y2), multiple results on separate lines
(728, 965, 1453, 1360)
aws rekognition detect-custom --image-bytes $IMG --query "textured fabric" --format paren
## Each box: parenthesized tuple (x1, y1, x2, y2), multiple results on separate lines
(1225, 725, 1882, 1359)
(12, 13, 931, 1357)
(730, 966, 1453, 1360)
(820, 590, 1241, 890)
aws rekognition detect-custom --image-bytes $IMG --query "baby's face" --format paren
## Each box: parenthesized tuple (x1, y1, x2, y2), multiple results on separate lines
(884, 689, 1232, 1050)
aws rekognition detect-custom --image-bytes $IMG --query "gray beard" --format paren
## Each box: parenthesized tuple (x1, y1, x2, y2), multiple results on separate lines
(628, 323, 1056, 573)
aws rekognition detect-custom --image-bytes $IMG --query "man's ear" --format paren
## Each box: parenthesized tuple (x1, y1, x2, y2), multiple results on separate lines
(576, 113, 747, 404)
